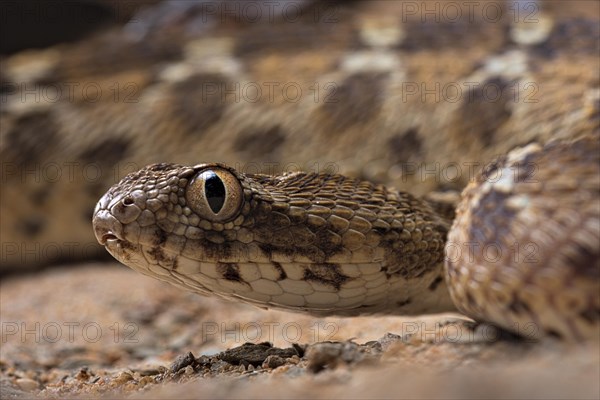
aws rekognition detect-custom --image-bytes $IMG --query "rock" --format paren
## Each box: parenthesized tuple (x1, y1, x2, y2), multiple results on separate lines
(170, 352, 196, 373)
(262, 355, 286, 369)
(217, 342, 299, 367)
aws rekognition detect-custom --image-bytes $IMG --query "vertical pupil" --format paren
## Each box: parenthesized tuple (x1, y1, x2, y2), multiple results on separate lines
(204, 172, 226, 214)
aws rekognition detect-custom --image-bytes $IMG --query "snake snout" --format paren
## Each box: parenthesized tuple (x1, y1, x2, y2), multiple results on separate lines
(92, 209, 124, 245)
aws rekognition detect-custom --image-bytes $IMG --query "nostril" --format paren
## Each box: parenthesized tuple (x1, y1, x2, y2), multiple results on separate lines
(110, 196, 142, 224)
(92, 209, 124, 244)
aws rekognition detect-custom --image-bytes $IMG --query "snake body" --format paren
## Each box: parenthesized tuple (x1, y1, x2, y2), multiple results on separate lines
(93, 136, 599, 341)
(0, 1, 598, 340)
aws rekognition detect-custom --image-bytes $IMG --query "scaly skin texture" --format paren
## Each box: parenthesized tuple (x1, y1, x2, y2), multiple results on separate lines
(0, 0, 599, 341)
(92, 136, 599, 341)
(92, 163, 455, 316)
(1, 1, 599, 270)
(446, 137, 599, 341)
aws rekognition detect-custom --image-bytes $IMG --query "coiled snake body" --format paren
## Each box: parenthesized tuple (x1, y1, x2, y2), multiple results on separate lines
(0, 0, 598, 341)
(93, 137, 599, 341)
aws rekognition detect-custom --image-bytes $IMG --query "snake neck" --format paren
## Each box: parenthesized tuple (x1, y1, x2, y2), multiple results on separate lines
(93, 164, 461, 317)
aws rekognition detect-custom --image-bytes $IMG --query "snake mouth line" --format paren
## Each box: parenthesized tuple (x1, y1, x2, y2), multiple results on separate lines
(92, 207, 127, 246)
(100, 233, 120, 245)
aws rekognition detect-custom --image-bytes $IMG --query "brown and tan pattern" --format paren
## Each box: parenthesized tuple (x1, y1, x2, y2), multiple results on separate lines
(1, 0, 599, 340)
(92, 163, 454, 316)
(92, 137, 599, 340)
(446, 137, 600, 340)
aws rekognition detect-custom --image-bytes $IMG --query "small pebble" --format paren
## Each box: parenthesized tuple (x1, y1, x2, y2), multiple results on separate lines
(114, 372, 134, 384)
(262, 355, 286, 369)
(170, 352, 196, 373)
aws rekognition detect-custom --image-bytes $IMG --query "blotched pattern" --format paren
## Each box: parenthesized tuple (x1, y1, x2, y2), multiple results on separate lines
(1, 1, 599, 340)
(93, 163, 454, 316)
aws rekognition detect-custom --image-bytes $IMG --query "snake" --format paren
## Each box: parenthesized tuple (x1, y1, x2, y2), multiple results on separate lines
(92, 135, 599, 342)
(1, 1, 598, 341)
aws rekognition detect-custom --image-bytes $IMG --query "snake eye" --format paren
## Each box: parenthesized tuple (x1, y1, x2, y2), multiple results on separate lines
(185, 167, 243, 222)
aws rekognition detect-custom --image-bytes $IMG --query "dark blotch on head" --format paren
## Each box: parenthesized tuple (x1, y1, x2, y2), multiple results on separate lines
(154, 230, 168, 246)
(256, 227, 344, 264)
(271, 262, 287, 280)
(196, 239, 234, 261)
(146, 248, 178, 270)
(147, 246, 168, 264)
(218, 263, 242, 282)
(303, 263, 349, 290)
(313, 230, 345, 259)
(257, 243, 297, 263)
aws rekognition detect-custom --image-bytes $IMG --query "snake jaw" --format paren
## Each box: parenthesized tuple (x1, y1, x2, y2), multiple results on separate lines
(92, 184, 136, 247)
(100, 233, 119, 246)
(90, 162, 460, 317)
(92, 209, 125, 246)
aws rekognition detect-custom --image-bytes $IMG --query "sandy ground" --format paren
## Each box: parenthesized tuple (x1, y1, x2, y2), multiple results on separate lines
(1, 263, 599, 399)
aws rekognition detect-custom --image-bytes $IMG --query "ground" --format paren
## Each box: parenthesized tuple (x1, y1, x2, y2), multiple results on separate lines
(1, 263, 599, 399)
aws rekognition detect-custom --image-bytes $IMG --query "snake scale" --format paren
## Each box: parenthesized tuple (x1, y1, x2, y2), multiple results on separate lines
(2, 1, 599, 341)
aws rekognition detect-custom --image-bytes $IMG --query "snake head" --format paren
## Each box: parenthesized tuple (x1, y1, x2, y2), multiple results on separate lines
(92, 162, 260, 283)
(92, 162, 454, 315)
